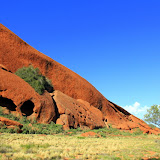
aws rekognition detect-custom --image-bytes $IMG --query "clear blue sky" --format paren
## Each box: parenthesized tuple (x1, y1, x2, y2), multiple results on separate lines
(1, 0, 160, 119)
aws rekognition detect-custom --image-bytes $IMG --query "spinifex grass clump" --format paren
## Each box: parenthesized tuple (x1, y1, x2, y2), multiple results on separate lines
(15, 65, 53, 95)
(88, 124, 144, 137)
(0, 106, 63, 134)
(22, 121, 63, 134)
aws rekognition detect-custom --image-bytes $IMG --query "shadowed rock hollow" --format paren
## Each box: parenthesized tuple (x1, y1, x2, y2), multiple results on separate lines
(0, 23, 160, 134)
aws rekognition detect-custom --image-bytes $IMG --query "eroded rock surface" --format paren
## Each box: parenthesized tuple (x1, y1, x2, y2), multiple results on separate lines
(0, 23, 122, 119)
(0, 68, 56, 124)
(52, 90, 105, 130)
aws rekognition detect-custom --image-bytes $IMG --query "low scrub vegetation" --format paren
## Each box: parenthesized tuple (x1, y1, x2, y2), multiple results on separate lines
(1, 105, 159, 138)
(0, 106, 156, 137)
(65, 125, 144, 137)
(0, 106, 63, 134)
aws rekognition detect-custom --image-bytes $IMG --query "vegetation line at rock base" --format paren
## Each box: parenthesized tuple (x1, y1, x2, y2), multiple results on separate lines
(0, 106, 63, 134)
(0, 106, 149, 136)
(0, 106, 160, 160)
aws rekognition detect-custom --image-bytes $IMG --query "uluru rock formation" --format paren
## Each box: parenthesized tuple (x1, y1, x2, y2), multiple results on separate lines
(0, 23, 160, 134)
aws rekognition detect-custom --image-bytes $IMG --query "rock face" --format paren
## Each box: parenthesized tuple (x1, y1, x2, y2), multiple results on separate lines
(0, 67, 56, 124)
(0, 23, 160, 134)
(0, 67, 105, 130)
(52, 90, 105, 130)
(0, 117, 23, 128)
(0, 23, 117, 118)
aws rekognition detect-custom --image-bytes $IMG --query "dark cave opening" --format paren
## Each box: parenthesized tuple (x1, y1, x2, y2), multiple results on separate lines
(0, 96, 17, 111)
(20, 100, 34, 116)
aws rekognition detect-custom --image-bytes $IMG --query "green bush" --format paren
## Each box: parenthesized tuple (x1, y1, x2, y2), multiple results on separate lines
(132, 128, 143, 136)
(15, 65, 53, 95)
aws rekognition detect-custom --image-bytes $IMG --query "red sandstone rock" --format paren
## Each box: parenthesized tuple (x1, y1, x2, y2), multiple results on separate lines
(154, 127, 160, 132)
(0, 117, 23, 133)
(53, 90, 105, 129)
(0, 64, 10, 72)
(0, 68, 56, 124)
(0, 23, 159, 134)
(0, 23, 126, 123)
(0, 121, 4, 127)
(0, 117, 23, 128)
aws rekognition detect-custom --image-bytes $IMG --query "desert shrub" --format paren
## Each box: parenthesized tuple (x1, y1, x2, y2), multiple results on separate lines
(148, 124, 158, 129)
(0, 145, 13, 153)
(15, 65, 53, 95)
(18, 119, 63, 134)
(77, 136, 86, 139)
(91, 126, 142, 137)
(30, 121, 63, 134)
(0, 107, 4, 117)
(132, 128, 143, 136)
(0, 106, 21, 125)
(64, 127, 83, 135)
(0, 124, 19, 134)
(92, 126, 121, 135)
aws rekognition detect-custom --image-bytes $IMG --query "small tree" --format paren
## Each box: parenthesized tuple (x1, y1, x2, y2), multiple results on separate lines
(15, 65, 53, 95)
(144, 105, 160, 128)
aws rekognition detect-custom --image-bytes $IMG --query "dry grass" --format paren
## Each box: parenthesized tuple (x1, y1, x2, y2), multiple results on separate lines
(0, 133, 160, 160)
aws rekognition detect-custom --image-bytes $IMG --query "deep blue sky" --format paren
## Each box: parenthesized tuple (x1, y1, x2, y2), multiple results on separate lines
(1, 0, 160, 119)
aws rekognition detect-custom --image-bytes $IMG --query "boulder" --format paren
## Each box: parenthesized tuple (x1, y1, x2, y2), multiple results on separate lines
(81, 131, 100, 137)
(0, 117, 23, 128)
(53, 90, 105, 129)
